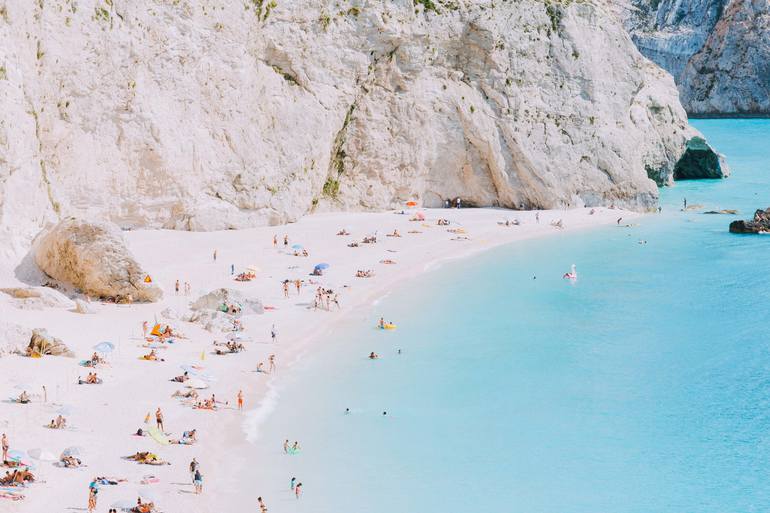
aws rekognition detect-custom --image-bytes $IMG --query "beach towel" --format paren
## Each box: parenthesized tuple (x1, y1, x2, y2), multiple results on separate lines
(145, 425, 170, 446)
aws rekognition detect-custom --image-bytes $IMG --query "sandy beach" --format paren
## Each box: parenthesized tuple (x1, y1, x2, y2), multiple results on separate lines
(0, 207, 637, 512)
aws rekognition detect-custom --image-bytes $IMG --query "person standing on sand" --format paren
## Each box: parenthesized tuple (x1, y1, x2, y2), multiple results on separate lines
(189, 458, 199, 483)
(268, 354, 276, 373)
(193, 468, 203, 494)
(213, 250, 217, 262)
(142, 321, 148, 338)
(290, 477, 296, 490)
(273, 235, 277, 248)
(271, 324, 277, 343)
(257, 496, 267, 512)
(87, 486, 97, 512)
(295, 279, 301, 295)
(231, 264, 235, 275)
(283, 281, 289, 298)
(283, 235, 289, 248)
(237, 390, 244, 410)
(283, 439, 289, 454)
(175, 280, 180, 295)
(378, 317, 385, 329)
(1, 434, 8, 461)
(155, 408, 164, 432)
(295, 482, 302, 499)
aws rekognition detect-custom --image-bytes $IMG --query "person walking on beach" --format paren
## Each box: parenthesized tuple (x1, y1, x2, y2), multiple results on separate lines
(268, 354, 276, 373)
(257, 497, 267, 512)
(283, 281, 289, 298)
(231, 264, 235, 275)
(283, 439, 290, 454)
(189, 458, 199, 483)
(283, 235, 289, 248)
(175, 280, 180, 295)
(295, 482, 302, 499)
(193, 468, 203, 494)
(295, 279, 301, 295)
(87, 486, 97, 513)
(237, 390, 244, 410)
(271, 324, 277, 343)
(155, 407, 164, 432)
(536, 211, 540, 223)
(213, 249, 217, 262)
(290, 477, 296, 490)
(1, 434, 8, 462)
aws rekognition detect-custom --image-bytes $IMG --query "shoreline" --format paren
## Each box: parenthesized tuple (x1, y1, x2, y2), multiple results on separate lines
(0, 207, 639, 512)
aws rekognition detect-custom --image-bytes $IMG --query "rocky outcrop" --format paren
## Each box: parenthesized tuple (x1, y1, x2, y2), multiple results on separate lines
(191, 288, 263, 316)
(729, 208, 770, 233)
(679, 0, 770, 115)
(623, 0, 770, 115)
(672, 136, 730, 179)
(0, 286, 75, 309)
(27, 328, 73, 357)
(0, 0, 725, 261)
(33, 218, 162, 302)
(622, 0, 727, 81)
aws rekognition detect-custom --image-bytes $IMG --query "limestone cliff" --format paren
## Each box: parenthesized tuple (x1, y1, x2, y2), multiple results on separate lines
(0, 0, 722, 263)
(624, 0, 770, 115)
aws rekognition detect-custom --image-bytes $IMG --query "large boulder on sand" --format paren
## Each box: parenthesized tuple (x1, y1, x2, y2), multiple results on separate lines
(27, 328, 73, 357)
(33, 218, 161, 302)
(190, 288, 263, 315)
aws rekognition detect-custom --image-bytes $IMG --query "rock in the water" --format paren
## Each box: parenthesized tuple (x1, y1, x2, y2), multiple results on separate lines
(191, 288, 263, 316)
(27, 328, 73, 357)
(729, 208, 770, 233)
(33, 218, 162, 302)
(673, 137, 730, 180)
(703, 209, 738, 215)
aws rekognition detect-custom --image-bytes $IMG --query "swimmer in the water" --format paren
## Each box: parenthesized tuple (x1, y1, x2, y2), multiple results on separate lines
(345, 408, 350, 414)
(369, 352, 379, 360)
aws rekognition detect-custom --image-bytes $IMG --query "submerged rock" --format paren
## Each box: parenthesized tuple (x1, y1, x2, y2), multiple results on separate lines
(33, 218, 162, 302)
(729, 208, 770, 233)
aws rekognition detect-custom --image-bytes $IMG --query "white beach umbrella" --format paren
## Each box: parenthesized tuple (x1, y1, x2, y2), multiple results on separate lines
(28, 448, 57, 462)
(61, 446, 83, 457)
(185, 379, 208, 390)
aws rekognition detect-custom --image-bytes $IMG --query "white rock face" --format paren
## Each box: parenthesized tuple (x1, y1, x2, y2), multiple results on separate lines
(0, 0, 721, 260)
(33, 217, 162, 302)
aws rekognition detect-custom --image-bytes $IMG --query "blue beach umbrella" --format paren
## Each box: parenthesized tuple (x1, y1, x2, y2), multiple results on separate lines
(314, 263, 330, 270)
(291, 244, 303, 250)
(93, 341, 115, 354)
(7, 450, 28, 462)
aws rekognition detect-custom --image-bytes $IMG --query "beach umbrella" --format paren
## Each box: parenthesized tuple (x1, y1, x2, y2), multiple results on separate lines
(185, 379, 208, 390)
(314, 263, 330, 270)
(93, 341, 115, 353)
(61, 446, 83, 457)
(56, 404, 76, 415)
(406, 201, 417, 207)
(137, 489, 157, 502)
(111, 499, 138, 510)
(6, 450, 28, 462)
(13, 382, 33, 390)
(28, 448, 57, 462)
(291, 244, 303, 250)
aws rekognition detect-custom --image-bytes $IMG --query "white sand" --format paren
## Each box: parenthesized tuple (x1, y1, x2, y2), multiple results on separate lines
(0, 207, 638, 512)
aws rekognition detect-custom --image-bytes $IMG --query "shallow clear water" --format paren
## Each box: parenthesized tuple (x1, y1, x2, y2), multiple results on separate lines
(252, 119, 770, 513)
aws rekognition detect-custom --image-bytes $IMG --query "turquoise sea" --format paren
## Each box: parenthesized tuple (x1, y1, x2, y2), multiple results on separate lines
(251, 120, 770, 513)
